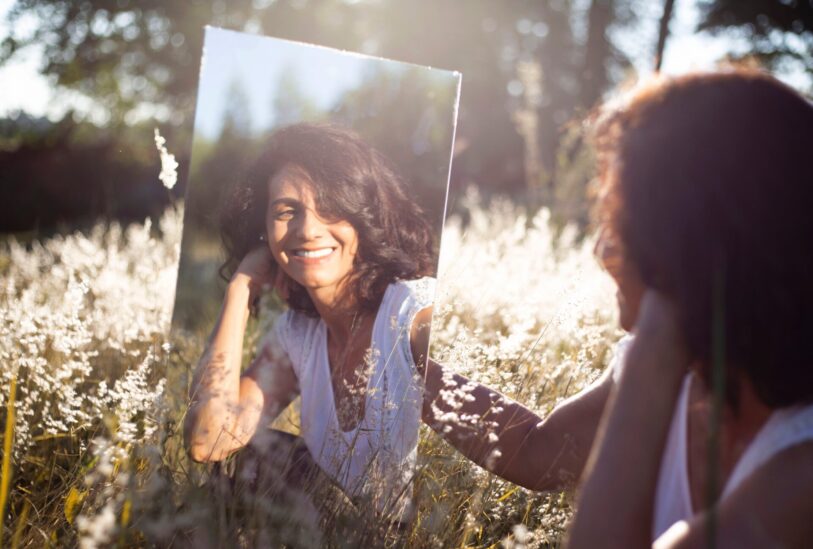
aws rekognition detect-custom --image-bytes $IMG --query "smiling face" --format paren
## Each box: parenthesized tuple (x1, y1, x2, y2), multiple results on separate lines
(265, 164, 359, 304)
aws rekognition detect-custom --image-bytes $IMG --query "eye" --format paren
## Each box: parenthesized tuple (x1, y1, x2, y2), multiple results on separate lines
(274, 207, 297, 221)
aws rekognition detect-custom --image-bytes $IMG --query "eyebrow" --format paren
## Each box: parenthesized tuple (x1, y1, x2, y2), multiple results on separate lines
(268, 197, 302, 209)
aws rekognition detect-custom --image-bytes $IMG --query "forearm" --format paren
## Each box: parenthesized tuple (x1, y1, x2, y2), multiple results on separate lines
(567, 339, 686, 548)
(185, 277, 255, 461)
(422, 359, 530, 469)
(422, 359, 599, 492)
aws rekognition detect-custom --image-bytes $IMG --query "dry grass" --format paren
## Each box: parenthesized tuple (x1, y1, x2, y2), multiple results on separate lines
(0, 191, 621, 548)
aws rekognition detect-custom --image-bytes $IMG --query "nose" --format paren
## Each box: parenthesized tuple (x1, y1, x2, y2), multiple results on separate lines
(294, 207, 326, 241)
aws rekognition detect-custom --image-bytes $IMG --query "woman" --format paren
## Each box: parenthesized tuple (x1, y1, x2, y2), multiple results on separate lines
(184, 123, 438, 521)
(421, 70, 813, 548)
(566, 70, 813, 548)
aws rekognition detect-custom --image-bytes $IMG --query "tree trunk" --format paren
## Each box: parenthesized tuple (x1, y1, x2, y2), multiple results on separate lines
(582, 0, 614, 109)
(654, 0, 676, 72)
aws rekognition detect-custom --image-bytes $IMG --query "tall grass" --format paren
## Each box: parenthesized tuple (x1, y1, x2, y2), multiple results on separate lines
(0, 190, 620, 547)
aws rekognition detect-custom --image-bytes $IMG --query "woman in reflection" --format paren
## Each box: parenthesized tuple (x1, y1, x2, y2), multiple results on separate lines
(420, 70, 813, 548)
(184, 123, 438, 521)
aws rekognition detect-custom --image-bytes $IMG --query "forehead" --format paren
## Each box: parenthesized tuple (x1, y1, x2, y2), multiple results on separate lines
(267, 164, 316, 202)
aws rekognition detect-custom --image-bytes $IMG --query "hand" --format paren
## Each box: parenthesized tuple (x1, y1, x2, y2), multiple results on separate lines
(232, 246, 277, 302)
(625, 290, 689, 380)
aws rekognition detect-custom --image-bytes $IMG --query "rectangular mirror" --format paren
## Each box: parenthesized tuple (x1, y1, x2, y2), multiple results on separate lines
(172, 27, 460, 337)
(171, 29, 460, 521)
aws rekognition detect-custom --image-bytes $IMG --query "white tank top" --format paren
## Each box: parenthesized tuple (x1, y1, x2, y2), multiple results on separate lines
(610, 337, 813, 541)
(259, 277, 435, 519)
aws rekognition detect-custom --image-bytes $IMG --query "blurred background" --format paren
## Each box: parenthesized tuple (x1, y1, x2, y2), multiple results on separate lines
(1, 0, 811, 238)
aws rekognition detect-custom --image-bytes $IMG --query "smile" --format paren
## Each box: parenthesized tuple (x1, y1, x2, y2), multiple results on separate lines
(292, 247, 335, 259)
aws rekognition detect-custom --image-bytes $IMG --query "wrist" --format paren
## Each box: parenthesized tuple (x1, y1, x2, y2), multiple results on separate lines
(227, 275, 255, 303)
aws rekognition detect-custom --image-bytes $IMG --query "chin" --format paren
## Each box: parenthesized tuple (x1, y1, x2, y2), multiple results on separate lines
(284, 265, 331, 287)
(617, 297, 634, 332)
(619, 315, 634, 333)
(305, 273, 348, 291)
(297, 276, 331, 289)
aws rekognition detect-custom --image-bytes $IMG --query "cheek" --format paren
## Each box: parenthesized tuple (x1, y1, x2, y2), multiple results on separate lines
(266, 223, 287, 258)
(335, 225, 359, 256)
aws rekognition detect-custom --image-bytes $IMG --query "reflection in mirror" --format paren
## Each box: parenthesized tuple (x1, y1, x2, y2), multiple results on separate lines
(172, 27, 459, 542)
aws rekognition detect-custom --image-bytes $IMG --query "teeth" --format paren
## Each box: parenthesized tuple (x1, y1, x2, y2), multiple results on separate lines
(294, 248, 333, 258)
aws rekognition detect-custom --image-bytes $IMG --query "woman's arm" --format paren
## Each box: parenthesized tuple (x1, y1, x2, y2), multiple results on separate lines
(566, 291, 688, 549)
(184, 248, 297, 462)
(412, 307, 614, 492)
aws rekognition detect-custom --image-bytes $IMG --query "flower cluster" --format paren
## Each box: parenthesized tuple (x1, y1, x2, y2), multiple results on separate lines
(0, 209, 180, 455)
(432, 188, 620, 413)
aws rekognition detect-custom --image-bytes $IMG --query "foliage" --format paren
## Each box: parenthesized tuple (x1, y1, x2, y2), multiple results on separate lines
(697, 0, 813, 89)
(1, 0, 638, 196)
(0, 192, 621, 547)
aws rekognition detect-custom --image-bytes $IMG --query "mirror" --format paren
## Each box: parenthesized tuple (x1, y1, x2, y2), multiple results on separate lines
(172, 27, 460, 335)
(170, 26, 460, 524)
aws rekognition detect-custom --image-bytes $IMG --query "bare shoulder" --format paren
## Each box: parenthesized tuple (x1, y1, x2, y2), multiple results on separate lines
(410, 305, 433, 369)
(660, 441, 813, 549)
(726, 441, 813, 546)
(411, 305, 433, 335)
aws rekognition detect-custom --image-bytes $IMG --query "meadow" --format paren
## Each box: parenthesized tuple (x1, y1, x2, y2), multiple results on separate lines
(0, 186, 623, 547)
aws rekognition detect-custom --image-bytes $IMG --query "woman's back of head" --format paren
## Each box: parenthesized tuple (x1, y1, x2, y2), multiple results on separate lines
(594, 69, 813, 408)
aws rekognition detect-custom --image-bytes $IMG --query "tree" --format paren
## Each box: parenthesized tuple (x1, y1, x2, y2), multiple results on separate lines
(271, 66, 320, 128)
(0, 0, 365, 126)
(697, 0, 813, 89)
(2, 0, 638, 207)
(220, 76, 253, 139)
(654, 0, 676, 72)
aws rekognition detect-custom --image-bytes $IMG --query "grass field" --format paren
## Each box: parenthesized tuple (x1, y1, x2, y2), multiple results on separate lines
(0, 191, 622, 548)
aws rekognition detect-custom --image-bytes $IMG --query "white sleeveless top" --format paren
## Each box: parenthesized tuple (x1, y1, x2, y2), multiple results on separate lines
(260, 277, 435, 518)
(610, 337, 813, 541)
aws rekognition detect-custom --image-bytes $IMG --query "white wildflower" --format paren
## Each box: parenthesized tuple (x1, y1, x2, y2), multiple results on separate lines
(77, 502, 117, 549)
(0, 206, 179, 456)
(154, 128, 179, 190)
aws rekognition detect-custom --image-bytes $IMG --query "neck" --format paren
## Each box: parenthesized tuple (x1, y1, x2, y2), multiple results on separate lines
(730, 374, 773, 437)
(694, 370, 773, 437)
(308, 284, 362, 342)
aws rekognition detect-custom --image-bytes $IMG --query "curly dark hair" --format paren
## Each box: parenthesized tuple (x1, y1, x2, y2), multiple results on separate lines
(592, 70, 813, 409)
(219, 123, 437, 316)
